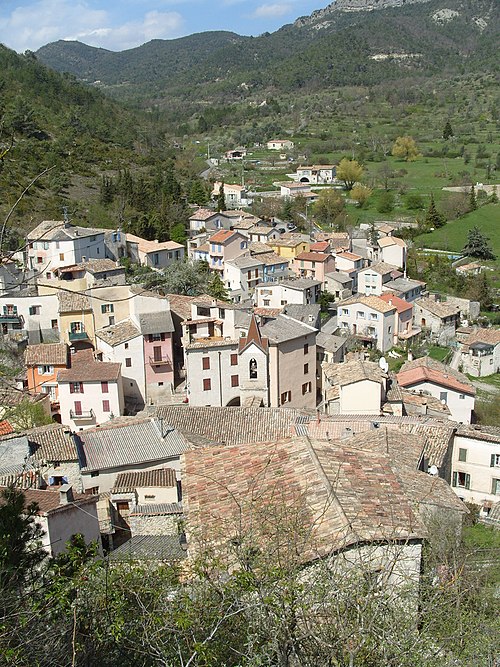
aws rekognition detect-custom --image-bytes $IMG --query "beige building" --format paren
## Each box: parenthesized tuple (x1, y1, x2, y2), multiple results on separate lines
(322, 359, 387, 415)
(334, 295, 397, 352)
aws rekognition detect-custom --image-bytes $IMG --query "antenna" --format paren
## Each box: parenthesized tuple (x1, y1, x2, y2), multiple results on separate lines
(379, 356, 389, 373)
(429, 465, 438, 476)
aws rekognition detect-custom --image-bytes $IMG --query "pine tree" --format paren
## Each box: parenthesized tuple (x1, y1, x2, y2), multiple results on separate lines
(425, 194, 446, 229)
(207, 272, 229, 301)
(462, 226, 495, 260)
(469, 184, 477, 211)
(443, 120, 454, 140)
(217, 182, 226, 212)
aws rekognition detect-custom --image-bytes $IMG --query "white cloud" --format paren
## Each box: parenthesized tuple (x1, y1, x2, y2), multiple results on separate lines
(251, 3, 292, 18)
(0, 1, 184, 52)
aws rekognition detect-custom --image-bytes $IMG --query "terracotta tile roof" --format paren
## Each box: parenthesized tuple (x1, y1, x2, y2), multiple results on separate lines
(0, 486, 97, 516)
(57, 350, 121, 383)
(111, 468, 177, 493)
(455, 424, 500, 443)
(400, 357, 469, 383)
(186, 338, 237, 350)
(183, 437, 426, 561)
(25, 343, 68, 367)
(295, 252, 331, 262)
(379, 293, 413, 313)
(109, 534, 186, 561)
(259, 252, 288, 266)
(189, 208, 217, 221)
(167, 294, 197, 320)
(339, 295, 396, 314)
(96, 319, 141, 347)
(153, 406, 309, 447)
(57, 291, 91, 312)
(130, 502, 183, 516)
(125, 233, 184, 253)
(309, 242, 330, 252)
(397, 366, 475, 396)
(378, 236, 406, 248)
(0, 421, 13, 436)
(362, 261, 400, 275)
(323, 359, 386, 387)
(415, 297, 460, 319)
(335, 251, 362, 261)
(465, 328, 500, 348)
(28, 220, 105, 242)
(209, 229, 239, 244)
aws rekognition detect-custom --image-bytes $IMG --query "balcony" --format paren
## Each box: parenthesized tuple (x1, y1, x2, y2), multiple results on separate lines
(68, 330, 89, 342)
(0, 314, 22, 324)
(70, 408, 94, 420)
(149, 354, 173, 368)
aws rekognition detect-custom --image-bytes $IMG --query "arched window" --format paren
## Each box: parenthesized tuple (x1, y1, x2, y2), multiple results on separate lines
(249, 358, 258, 379)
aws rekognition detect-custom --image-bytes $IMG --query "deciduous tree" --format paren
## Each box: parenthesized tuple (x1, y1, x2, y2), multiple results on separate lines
(392, 136, 420, 162)
(336, 158, 363, 190)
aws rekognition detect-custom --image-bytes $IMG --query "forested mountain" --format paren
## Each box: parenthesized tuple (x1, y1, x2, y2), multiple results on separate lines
(36, 0, 499, 106)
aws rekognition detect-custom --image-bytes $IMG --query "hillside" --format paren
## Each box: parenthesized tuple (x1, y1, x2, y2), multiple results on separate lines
(36, 0, 499, 106)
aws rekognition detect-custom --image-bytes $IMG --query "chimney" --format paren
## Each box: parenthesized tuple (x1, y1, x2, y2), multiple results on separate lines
(154, 239, 159, 244)
(59, 484, 74, 505)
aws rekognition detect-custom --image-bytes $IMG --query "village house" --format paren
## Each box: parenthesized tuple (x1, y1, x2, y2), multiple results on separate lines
(0, 291, 59, 344)
(279, 182, 317, 199)
(53, 259, 126, 289)
(266, 139, 294, 150)
(292, 251, 335, 288)
(27, 423, 82, 491)
(125, 234, 184, 269)
(74, 417, 189, 494)
(268, 237, 310, 259)
(57, 349, 124, 430)
(247, 225, 281, 244)
(458, 328, 500, 377)
(0, 485, 101, 557)
(378, 293, 417, 344)
(334, 295, 397, 352)
(188, 208, 223, 235)
(27, 220, 106, 281)
(382, 277, 426, 302)
(211, 182, 248, 207)
(208, 229, 248, 272)
(396, 357, 475, 424)
(357, 262, 402, 296)
(255, 278, 321, 308)
(224, 255, 264, 301)
(324, 272, 354, 301)
(58, 291, 95, 349)
(24, 342, 69, 418)
(371, 236, 408, 270)
(225, 147, 247, 160)
(413, 296, 461, 345)
(321, 359, 387, 415)
(294, 165, 336, 184)
(450, 425, 500, 516)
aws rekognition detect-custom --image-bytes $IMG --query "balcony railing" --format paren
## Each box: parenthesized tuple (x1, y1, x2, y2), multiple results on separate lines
(68, 330, 89, 341)
(149, 354, 173, 367)
(70, 408, 94, 420)
(0, 314, 22, 323)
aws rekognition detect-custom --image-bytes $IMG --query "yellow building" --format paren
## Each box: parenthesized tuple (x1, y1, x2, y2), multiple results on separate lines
(268, 238, 310, 260)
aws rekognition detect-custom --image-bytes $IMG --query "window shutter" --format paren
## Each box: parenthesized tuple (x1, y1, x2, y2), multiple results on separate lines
(491, 454, 496, 468)
(465, 474, 470, 490)
(70, 383, 74, 394)
(101, 304, 106, 313)
(452, 472, 457, 487)
(80, 382, 84, 393)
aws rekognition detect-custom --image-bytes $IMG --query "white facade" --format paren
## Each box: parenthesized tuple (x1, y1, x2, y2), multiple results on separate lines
(96, 331, 146, 409)
(451, 431, 500, 513)
(28, 230, 106, 280)
(402, 381, 474, 424)
(0, 293, 60, 341)
(186, 341, 242, 407)
(255, 281, 320, 308)
(336, 302, 396, 353)
(58, 376, 124, 431)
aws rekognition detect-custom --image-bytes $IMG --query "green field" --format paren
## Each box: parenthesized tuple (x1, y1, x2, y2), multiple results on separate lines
(415, 203, 500, 256)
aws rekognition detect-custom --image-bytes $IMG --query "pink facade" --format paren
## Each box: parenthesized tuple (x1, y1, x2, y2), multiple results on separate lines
(143, 332, 174, 400)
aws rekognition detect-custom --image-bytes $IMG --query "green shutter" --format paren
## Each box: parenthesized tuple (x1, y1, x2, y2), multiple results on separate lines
(491, 454, 496, 468)
(452, 472, 457, 487)
(465, 474, 470, 490)
(101, 304, 106, 313)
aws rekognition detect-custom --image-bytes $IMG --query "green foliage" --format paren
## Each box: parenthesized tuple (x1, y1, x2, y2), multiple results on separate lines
(462, 226, 495, 260)
(391, 136, 420, 162)
(313, 188, 345, 227)
(217, 181, 226, 212)
(4, 398, 53, 431)
(336, 158, 363, 190)
(425, 194, 447, 229)
(206, 272, 230, 302)
(376, 190, 395, 214)
(442, 119, 454, 140)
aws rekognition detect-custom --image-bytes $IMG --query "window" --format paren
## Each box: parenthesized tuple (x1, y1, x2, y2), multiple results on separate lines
(492, 479, 500, 495)
(388, 326, 392, 333)
(109, 316, 115, 326)
(219, 309, 225, 319)
(59, 253, 64, 261)
(490, 454, 500, 468)
(458, 448, 467, 462)
(203, 378, 211, 391)
(304, 363, 309, 375)
(43, 241, 49, 250)
(230, 354, 238, 366)
(125, 358, 132, 367)
(263, 299, 270, 306)
(70, 382, 84, 394)
(45, 272, 51, 279)
(90, 470, 99, 478)
(51, 319, 58, 330)
(101, 381, 109, 393)
(440, 391, 448, 403)
(73, 401, 82, 416)
(38, 365, 53, 375)
(341, 308, 349, 316)
(153, 253, 159, 266)
(102, 400, 110, 413)
(304, 343, 309, 355)
(124, 343, 129, 350)
(70, 322, 83, 334)
(459, 394, 465, 400)
(280, 391, 292, 404)
(202, 357, 210, 370)
(369, 313, 378, 321)
(29, 305, 41, 316)
(101, 304, 114, 314)
(231, 375, 239, 387)
(452, 472, 470, 489)
(37, 256, 43, 264)
(302, 382, 311, 395)
(356, 311, 365, 319)
(249, 358, 258, 379)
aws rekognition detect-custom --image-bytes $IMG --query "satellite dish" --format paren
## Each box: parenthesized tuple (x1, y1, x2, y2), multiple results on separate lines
(379, 356, 389, 373)
(429, 465, 439, 476)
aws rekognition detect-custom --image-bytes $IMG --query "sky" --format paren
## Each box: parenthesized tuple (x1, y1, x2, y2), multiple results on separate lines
(0, 0, 325, 53)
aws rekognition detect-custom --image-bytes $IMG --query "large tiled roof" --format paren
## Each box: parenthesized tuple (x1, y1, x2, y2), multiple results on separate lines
(279, 278, 322, 290)
(130, 502, 183, 516)
(455, 424, 500, 443)
(75, 418, 189, 472)
(96, 319, 141, 347)
(415, 297, 460, 319)
(25, 343, 68, 367)
(28, 220, 105, 242)
(378, 236, 406, 248)
(338, 295, 396, 314)
(153, 406, 310, 447)
(167, 294, 197, 320)
(316, 332, 346, 353)
(361, 261, 399, 275)
(138, 311, 174, 335)
(464, 328, 500, 349)
(183, 437, 426, 561)
(384, 277, 425, 292)
(111, 468, 177, 493)
(27, 423, 78, 461)
(209, 229, 239, 244)
(323, 359, 386, 387)
(57, 350, 121, 383)
(126, 234, 184, 253)
(57, 291, 91, 313)
(109, 535, 186, 561)
(226, 255, 262, 270)
(260, 314, 317, 343)
(295, 251, 331, 263)
(189, 208, 217, 221)
(378, 293, 413, 313)
(397, 357, 474, 396)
